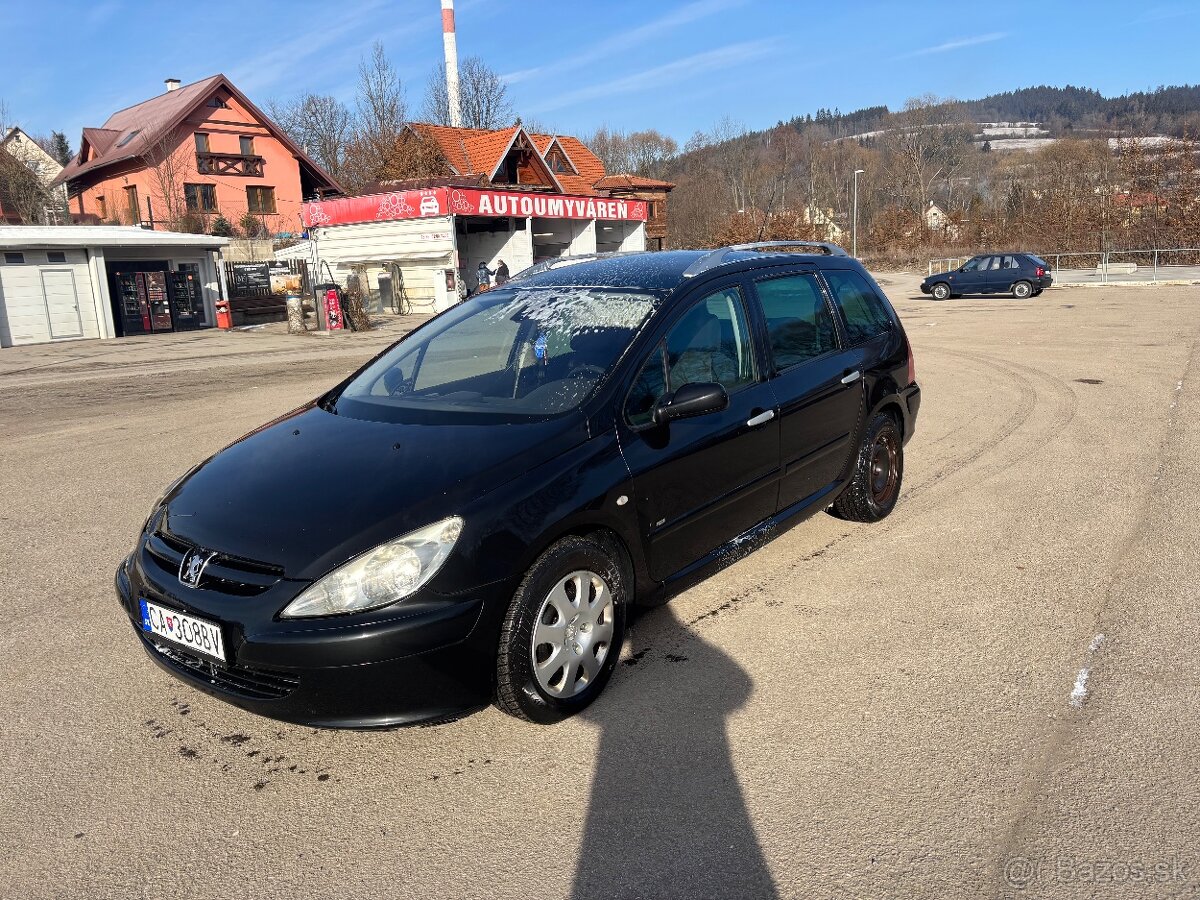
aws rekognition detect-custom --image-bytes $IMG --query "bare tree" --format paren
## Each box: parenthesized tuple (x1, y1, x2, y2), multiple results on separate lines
(267, 93, 353, 181)
(356, 41, 406, 144)
(0, 149, 55, 223)
(138, 130, 196, 229)
(422, 57, 514, 130)
(582, 126, 677, 176)
(881, 96, 974, 217)
(344, 41, 409, 189)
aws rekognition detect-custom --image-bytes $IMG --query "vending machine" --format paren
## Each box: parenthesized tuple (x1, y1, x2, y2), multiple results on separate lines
(114, 272, 152, 336)
(143, 272, 173, 332)
(166, 271, 203, 331)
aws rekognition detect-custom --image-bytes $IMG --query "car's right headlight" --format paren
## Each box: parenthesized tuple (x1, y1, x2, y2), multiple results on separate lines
(280, 516, 463, 618)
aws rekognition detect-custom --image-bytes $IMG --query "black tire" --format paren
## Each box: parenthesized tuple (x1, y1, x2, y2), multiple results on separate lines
(832, 412, 904, 523)
(1012, 280, 1033, 299)
(931, 282, 951, 301)
(495, 535, 628, 723)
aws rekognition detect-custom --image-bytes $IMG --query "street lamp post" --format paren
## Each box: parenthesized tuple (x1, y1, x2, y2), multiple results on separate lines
(852, 169, 865, 258)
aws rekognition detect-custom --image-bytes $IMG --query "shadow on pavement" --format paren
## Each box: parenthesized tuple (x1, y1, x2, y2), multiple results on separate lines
(572, 603, 779, 900)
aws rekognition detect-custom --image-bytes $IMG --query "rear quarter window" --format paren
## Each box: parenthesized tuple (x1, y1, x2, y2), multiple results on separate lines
(823, 270, 893, 345)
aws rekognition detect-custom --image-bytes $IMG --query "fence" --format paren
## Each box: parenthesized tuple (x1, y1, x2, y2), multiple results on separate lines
(928, 249, 1200, 284)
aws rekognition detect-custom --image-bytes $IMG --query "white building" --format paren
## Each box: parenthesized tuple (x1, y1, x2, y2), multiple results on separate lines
(0, 226, 228, 347)
(1, 127, 68, 223)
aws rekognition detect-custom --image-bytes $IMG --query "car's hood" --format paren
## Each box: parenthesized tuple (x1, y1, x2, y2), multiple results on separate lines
(160, 404, 588, 580)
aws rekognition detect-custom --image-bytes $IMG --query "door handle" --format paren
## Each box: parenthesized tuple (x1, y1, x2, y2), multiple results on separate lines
(746, 409, 775, 427)
(841, 370, 862, 385)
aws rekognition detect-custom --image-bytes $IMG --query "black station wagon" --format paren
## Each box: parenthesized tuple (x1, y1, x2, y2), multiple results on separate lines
(116, 242, 921, 726)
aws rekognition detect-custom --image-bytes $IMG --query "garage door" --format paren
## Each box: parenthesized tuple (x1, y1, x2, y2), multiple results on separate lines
(0, 250, 100, 346)
(42, 269, 84, 339)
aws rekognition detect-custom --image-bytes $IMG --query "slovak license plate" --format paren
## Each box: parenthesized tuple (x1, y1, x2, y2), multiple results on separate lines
(139, 599, 226, 664)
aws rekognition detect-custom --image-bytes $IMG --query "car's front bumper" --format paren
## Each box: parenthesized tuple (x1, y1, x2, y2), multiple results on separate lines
(919, 283, 932, 294)
(115, 553, 504, 728)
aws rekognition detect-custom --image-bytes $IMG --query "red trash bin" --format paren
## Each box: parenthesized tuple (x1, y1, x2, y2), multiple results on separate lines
(215, 300, 232, 330)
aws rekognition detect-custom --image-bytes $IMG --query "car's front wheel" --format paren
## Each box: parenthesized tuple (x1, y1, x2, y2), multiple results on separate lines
(832, 412, 904, 522)
(495, 535, 627, 723)
(1012, 280, 1033, 299)
(931, 282, 951, 301)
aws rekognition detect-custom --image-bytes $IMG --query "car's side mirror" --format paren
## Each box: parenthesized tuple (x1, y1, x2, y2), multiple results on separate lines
(653, 382, 729, 425)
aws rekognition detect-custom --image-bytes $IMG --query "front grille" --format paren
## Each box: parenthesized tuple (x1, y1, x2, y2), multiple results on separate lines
(144, 530, 283, 596)
(138, 629, 300, 700)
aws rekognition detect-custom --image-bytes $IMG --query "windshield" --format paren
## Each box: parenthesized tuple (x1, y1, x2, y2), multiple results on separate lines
(334, 287, 658, 422)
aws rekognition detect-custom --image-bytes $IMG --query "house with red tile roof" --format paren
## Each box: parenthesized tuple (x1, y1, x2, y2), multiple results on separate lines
(56, 75, 340, 235)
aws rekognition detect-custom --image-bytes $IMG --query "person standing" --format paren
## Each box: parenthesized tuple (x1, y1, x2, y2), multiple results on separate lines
(495, 259, 510, 285)
(476, 260, 494, 291)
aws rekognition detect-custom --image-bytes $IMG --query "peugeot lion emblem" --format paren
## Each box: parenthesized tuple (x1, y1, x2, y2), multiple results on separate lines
(179, 549, 217, 588)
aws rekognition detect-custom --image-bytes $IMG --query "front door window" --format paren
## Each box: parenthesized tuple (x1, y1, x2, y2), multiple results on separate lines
(626, 286, 755, 427)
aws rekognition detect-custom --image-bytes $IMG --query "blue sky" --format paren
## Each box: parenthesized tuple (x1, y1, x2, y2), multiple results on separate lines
(4, 0, 1199, 146)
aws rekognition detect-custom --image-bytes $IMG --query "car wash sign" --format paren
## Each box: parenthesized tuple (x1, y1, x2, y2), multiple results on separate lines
(304, 187, 647, 228)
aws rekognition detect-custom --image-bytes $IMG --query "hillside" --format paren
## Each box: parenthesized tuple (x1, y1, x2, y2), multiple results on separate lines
(774, 84, 1200, 143)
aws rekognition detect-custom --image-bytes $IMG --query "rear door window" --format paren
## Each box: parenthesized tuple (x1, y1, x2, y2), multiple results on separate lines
(823, 270, 894, 346)
(754, 273, 838, 371)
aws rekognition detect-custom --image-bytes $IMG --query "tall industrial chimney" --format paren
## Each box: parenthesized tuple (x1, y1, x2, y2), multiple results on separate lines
(441, 0, 462, 127)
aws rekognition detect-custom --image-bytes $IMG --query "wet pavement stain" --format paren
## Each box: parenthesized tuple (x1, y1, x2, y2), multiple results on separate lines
(141, 695, 343, 789)
(622, 648, 649, 666)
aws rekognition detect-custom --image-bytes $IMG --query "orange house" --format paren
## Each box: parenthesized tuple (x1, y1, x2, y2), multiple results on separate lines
(57, 75, 340, 235)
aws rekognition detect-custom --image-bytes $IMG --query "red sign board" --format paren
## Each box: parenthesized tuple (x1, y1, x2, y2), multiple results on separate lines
(303, 187, 647, 229)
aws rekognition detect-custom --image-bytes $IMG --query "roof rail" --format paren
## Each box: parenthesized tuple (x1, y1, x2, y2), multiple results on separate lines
(507, 250, 640, 283)
(681, 241, 848, 279)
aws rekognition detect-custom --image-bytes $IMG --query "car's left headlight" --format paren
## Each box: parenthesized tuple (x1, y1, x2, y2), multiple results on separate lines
(281, 516, 463, 618)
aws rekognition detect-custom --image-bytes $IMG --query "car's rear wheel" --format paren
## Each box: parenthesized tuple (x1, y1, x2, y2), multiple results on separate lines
(495, 535, 627, 723)
(931, 282, 951, 300)
(832, 413, 903, 522)
(1012, 280, 1033, 299)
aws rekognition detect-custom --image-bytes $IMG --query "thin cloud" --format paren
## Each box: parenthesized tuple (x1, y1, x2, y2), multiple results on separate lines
(1129, 6, 1193, 24)
(528, 39, 777, 114)
(897, 32, 1008, 59)
(504, 0, 746, 85)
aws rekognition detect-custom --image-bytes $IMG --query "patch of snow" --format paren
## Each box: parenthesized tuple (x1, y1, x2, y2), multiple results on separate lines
(1069, 668, 1091, 708)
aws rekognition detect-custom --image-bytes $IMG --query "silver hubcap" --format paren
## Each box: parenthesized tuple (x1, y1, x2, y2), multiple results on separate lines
(531, 570, 615, 698)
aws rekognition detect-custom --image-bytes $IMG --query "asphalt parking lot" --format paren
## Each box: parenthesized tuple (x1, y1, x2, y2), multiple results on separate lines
(1, 277, 1198, 900)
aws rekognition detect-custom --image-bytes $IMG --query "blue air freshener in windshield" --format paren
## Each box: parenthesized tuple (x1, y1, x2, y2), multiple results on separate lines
(534, 333, 548, 360)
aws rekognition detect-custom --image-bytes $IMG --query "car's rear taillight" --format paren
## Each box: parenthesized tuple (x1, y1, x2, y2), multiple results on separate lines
(1036, 266, 1045, 277)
